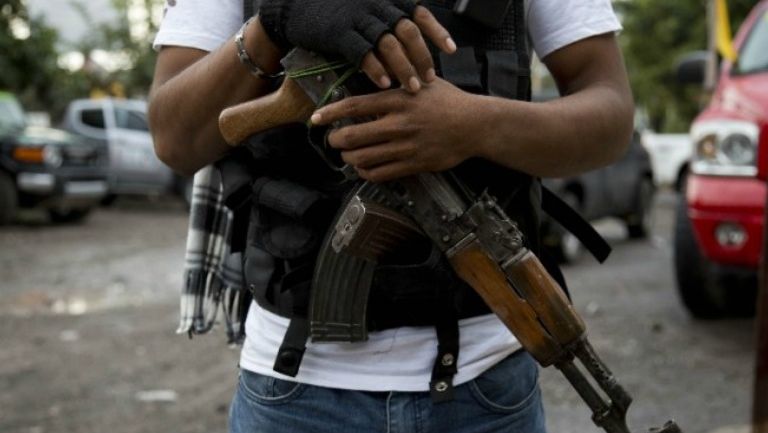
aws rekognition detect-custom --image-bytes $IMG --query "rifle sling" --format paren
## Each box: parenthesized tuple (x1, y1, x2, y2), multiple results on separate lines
(541, 186, 612, 263)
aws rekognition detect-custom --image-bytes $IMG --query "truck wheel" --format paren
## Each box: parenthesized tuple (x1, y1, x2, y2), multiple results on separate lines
(715, 270, 757, 318)
(49, 208, 92, 224)
(673, 194, 726, 319)
(626, 176, 655, 239)
(0, 171, 18, 225)
(100, 193, 118, 207)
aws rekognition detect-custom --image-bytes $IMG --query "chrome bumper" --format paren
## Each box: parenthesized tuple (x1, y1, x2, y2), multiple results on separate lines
(17, 172, 108, 206)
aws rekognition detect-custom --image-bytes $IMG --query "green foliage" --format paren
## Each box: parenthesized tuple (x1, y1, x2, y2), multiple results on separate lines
(70, 0, 162, 98)
(617, 0, 755, 132)
(0, 0, 66, 111)
(0, 0, 162, 119)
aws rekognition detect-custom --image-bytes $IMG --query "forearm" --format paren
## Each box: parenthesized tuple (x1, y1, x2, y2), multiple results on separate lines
(470, 33, 633, 178)
(148, 19, 283, 176)
(471, 84, 634, 178)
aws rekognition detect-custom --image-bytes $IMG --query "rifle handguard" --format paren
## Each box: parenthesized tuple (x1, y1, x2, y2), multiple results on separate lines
(448, 239, 566, 365)
(501, 250, 587, 351)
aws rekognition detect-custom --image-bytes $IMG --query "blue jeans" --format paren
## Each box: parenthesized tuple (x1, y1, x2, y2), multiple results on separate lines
(229, 350, 546, 433)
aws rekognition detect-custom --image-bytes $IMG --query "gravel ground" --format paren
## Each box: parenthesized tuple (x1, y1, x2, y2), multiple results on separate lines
(0, 192, 757, 433)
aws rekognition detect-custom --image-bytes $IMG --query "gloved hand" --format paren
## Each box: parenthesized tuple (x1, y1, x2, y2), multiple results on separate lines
(259, 0, 418, 66)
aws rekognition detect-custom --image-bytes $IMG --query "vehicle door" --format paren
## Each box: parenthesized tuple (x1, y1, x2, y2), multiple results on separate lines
(110, 103, 173, 192)
(64, 102, 117, 183)
(575, 166, 610, 220)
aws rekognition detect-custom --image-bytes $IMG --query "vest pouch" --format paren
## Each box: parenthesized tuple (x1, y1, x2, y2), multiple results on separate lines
(250, 177, 336, 259)
(486, 50, 529, 100)
(421, 0, 487, 48)
(439, 47, 483, 92)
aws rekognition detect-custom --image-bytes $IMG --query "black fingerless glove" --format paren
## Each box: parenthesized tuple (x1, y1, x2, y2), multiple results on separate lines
(259, 0, 418, 65)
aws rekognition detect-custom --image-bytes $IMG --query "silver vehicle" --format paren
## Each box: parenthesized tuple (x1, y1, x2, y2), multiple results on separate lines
(61, 98, 191, 204)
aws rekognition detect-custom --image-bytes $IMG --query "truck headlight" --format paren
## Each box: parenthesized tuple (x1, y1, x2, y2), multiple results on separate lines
(12, 145, 62, 167)
(42, 145, 63, 168)
(691, 120, 759, 176)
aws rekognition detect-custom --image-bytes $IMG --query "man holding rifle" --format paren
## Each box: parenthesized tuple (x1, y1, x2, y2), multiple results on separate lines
(149, 0, 633, 432)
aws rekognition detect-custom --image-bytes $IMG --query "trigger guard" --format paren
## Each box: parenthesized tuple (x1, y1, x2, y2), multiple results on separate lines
(307, 121, 358, 181)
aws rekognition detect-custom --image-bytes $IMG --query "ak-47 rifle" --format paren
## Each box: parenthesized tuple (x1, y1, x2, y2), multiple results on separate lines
(219, 48, 682, 433)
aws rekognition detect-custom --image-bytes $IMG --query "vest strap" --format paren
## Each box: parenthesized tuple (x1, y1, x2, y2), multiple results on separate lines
(429, 302, 460, 403)
(273, 316, 309, 376)
(272, 275, 312, 376)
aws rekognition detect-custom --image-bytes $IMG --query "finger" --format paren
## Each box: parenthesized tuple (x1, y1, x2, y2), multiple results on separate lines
(343, 31, 377, 69)
(360, 53, 392, 89)
(328, 118, 411, 150)
(311, 91, 404, 125)
(377, 33, 421, 93)
(357, 159, 418, 183)
(341, 141, 416, 169)
(394, 19, 436, 82)
(412, 6, 456, 54)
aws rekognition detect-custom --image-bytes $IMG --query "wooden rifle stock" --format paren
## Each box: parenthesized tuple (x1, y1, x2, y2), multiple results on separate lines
(218, 78, 315, 145)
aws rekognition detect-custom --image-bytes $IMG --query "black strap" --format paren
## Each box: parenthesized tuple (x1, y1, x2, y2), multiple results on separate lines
(429, 301, 460, 403)
(273, 316, 309, 376)
(541, 187, 612, 263)
(511, 0, 530, 100)
(272, 274, 312, 376)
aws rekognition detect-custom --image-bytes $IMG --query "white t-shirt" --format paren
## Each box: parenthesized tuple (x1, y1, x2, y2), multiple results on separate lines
(154, 0, 621, 392)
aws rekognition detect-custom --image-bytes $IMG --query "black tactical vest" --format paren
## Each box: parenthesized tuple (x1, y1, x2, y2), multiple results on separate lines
(227, 0, 548, 401)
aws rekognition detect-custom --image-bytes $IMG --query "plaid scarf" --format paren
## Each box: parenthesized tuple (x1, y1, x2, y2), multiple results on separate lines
(178, 165, 247, 345)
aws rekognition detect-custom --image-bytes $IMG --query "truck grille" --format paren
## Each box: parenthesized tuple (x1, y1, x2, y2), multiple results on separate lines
(61, 145, 108, 168)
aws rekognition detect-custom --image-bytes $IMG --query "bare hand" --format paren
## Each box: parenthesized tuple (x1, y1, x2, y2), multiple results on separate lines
(361, 6, 456, 93)
(311, 78, 477, 182)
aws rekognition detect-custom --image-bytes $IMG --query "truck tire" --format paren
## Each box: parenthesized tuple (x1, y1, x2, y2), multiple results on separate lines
(714, 269, 757, 318)
(48, 208, 92, 224)
(100, 193, 118, 207)
(673, 193, 726, 319)
(0, 171, 18, 225)
(626, 176, 654, 239)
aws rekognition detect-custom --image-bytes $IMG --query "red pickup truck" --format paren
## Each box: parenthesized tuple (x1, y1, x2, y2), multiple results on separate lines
(675, 0, 768, 318)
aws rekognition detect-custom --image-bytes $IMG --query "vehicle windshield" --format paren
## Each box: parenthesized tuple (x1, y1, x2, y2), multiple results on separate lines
(0, 95, 27, 131)
(736, 9, 768, 75)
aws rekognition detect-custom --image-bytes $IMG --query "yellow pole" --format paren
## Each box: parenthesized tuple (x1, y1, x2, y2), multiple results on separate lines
(715, 0, 738, 62)
(705, 0, 718, 91)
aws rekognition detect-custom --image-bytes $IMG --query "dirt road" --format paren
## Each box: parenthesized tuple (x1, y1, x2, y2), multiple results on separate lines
(0, 193, 755, 433)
